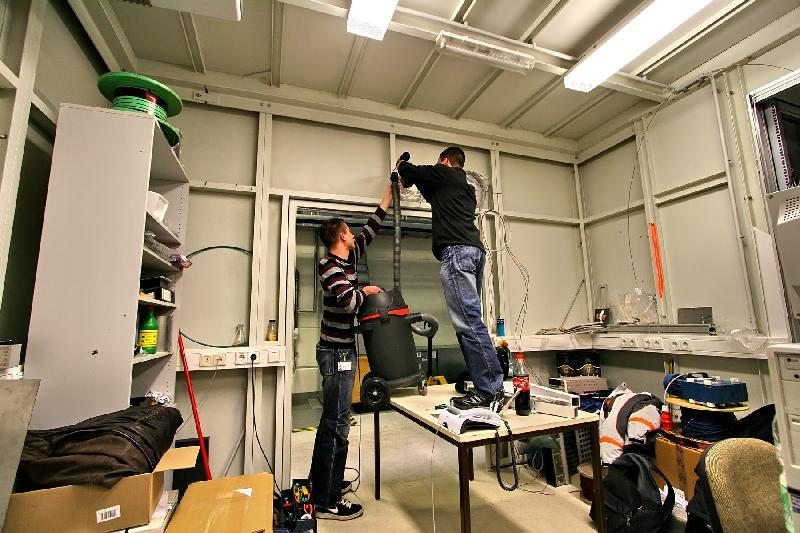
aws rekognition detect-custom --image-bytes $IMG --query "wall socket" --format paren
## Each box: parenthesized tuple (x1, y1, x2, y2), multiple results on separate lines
(666, 338, 693, 352)
(620, 336, 641, 349)
(235, 351, 261, 365)
(642, 337, 663, 350)
(199, 353, 226, 367)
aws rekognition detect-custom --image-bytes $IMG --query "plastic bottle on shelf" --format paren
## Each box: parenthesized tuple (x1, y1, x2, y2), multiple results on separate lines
(267, 320, 278, 342)
(138, 307, 159, 355)
(511, 353, 531, 416)
(660, 404, 673, 432)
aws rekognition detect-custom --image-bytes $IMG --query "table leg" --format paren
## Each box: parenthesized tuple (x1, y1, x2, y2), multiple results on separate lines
(458, 447, 472, 533)
(590, 421, 606, 533)
(467, 448, 474, 481)
(374, 410, 381, 501)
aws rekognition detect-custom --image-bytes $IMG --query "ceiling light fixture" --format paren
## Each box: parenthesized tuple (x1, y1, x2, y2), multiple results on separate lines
(347, 0, 399, 41)
(564, 0, 713, 92)
(435, 31, 536, 75)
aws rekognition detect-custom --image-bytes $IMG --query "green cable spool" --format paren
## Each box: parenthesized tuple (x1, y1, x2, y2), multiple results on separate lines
(98, 71, 183, 146)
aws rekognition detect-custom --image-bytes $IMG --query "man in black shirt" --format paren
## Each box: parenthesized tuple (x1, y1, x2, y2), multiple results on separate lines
(397, 147, 505, 411)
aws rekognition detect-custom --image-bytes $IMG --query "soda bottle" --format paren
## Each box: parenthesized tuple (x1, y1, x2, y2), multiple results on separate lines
(496, 341, 510, 380)
(512, 353, 531, 416)
(138, 307, 159, 355)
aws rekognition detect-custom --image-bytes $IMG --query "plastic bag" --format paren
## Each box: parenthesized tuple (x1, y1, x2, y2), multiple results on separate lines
(613, 290, 658, 324)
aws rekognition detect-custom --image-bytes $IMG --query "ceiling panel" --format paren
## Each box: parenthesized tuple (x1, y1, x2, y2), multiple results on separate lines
(281, 5, 354, 93)
(556, 92, 642, 140)
(112, 1, 192, 68)
(464, 0, 548, 39)
(397, 0, 462, 20)
(349, 32, 432, 105)
(462, 69, 556, 125)
(410, 55, 496, 115)
(534, 0, 640, 56)
(516, 85, 595, 132)
(194, 0, 269, 76)
(644, 0, 798, 84)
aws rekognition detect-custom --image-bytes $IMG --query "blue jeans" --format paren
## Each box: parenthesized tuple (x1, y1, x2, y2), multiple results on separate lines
(309, 344, 356, 508)
(440, 245, 503, 397)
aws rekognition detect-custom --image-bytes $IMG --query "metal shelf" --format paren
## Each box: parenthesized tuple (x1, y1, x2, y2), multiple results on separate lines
(141, 246, 178, 272)
(145, 212, 182, 248)
(150, 125, 188, 183)
(133, 352, 172, 365)
(138, 296, 176, 309)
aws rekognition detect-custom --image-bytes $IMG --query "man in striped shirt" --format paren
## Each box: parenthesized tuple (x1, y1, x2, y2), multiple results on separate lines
(310, 184, 392, 521)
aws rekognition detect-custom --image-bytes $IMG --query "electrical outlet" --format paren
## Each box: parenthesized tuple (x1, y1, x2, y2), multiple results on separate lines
(620, 336, 640, 349)
(666, 338, 693, 352)
(199, 354, 216, 367)
(249, 351, 261, 364)
(642, 337, 663, 350)
(214, 353, 226, 366)
(235, 352, 249, 365)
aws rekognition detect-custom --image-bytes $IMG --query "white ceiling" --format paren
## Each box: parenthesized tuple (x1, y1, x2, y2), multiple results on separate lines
(106, 0, 798, 142)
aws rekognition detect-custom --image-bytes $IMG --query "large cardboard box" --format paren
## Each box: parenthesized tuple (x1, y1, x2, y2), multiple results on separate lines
(654, 436, 704, 501)
(166, 473, 274, 533)
(3, 447, 199, 533)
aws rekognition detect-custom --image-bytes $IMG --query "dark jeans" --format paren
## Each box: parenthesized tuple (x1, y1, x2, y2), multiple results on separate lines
(440, 244, 503, 397)
(309, 344, 356, 508)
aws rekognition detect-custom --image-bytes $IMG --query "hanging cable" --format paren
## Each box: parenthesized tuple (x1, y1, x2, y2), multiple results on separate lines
(494, 420, 520, 491)
(250, 360, 281, 496)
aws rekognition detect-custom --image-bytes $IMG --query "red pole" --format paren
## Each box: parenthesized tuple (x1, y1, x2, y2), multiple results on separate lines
(178, 334, 212, 480)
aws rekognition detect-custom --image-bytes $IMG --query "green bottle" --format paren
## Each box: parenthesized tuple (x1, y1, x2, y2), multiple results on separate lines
(138, 307, 159, 354)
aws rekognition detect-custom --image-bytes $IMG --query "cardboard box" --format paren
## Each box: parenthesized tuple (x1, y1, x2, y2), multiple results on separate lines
(654, 436, 704, 501)
(4, 447, 198, 533)
(166, 473, 274, 533)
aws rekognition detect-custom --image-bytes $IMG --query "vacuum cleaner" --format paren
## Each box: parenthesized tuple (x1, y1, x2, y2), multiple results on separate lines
(358, 152, 439, 411)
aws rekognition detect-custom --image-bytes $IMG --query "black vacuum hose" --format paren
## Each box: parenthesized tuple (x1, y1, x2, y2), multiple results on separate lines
(391, 152, 410, 291)
(407, 313, 439, 338)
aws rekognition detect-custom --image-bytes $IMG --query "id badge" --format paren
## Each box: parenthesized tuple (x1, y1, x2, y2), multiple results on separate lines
(337, 352, 352, 372)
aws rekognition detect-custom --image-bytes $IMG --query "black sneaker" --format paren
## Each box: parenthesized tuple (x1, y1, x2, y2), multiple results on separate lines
(341, 480, 354, 495)
(451, 391, 509, 412)
(316, 498, 363, 521)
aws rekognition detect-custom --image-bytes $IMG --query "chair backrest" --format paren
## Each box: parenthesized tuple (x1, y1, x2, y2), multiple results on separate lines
(702, 438, 783, 533)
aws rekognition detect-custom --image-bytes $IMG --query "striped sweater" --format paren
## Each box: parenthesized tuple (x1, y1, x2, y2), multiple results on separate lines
(318, 207, 386, 348)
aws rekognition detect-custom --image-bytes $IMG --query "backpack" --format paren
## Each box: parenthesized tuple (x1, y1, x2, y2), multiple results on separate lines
(600, 383, 662, 464)
(590, 453, 675, 533)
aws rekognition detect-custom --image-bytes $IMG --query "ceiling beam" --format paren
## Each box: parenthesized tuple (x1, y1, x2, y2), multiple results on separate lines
(179, 12, 206, 74)
(271, 0, 285, 87)
(451, 69, 502, 119)
(450, 0, 477, 24)
(276, 0, 669, 103)
(500, 77, 561, 128)
(67, 0, 137, 72)
(138, 58, 579, 158)
(542, 89, 613, 137)
(518, 0, 571, 43)
(337, 36, 368, 97)
(630, 0, 754, 76)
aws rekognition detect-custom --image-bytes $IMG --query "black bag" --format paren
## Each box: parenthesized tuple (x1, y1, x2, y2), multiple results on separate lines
(590, 453, 675, 533)
(18, 404, 182, 490)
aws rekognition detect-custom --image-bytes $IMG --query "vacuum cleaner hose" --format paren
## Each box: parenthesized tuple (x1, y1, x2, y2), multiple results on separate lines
(391, 167, 403, 290)
(406, 313, 439, 338)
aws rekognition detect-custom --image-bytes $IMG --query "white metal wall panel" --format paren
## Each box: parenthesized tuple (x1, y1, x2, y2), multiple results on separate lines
(271, 118, 389, 197)
(659, 189, 752, 329)
(34, 0, 106, 110)
(500, 154, 576, 217)
(646, 86, 726, 195)
(396, 136, 491, 177)
(182, 191, 254, 347)
(600, 351, 667, 396)
(580, 139, 642, 217)
(586, 212, 655, 304)
(505, 221, 587, 334)
(171, 103, 259, 186)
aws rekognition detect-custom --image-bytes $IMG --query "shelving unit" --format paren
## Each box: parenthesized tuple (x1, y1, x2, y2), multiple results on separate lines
(25, 104, 189, 428)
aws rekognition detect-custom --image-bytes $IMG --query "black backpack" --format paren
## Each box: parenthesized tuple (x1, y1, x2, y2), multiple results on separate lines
(590, 453, 675, 532)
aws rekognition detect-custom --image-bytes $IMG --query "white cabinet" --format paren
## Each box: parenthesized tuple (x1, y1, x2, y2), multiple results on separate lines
(25, 104, 189, 429)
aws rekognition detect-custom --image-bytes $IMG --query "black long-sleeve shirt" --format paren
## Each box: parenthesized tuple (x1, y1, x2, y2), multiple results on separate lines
(318, 207, 386, 349)
(397, 161, 483, 260)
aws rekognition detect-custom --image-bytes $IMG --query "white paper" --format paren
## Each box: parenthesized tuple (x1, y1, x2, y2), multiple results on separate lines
(337, 361, 352, 371)
(234, 488, 253, 497)
(96, 505, 121, 523)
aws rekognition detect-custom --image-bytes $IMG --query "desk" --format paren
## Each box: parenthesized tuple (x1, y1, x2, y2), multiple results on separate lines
(372, 385, 606, 533)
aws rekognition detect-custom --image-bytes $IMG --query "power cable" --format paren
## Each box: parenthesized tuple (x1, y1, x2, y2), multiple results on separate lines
(250, 360, 281, 496)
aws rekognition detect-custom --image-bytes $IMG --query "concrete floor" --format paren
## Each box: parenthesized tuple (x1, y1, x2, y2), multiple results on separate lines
(291, 409, 598, 533)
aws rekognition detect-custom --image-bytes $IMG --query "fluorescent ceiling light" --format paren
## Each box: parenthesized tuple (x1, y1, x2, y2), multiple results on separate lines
(436, 32, 536, 75)
(347, 0, 399, 41)
(564, 0, 713, 92)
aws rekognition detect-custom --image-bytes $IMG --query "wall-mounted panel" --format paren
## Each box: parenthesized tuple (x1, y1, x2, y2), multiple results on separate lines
(271, 118, 388, 198)
(646, 86, 725, 194)
(182, 191, 254, 347)
(659, 189, 752, 329)
(34, 0, 106, 110)
(600, 351, 666, 395)
(505, 221, 587, 334)
(580, 139, 642, 217)
(586, 211, 655, 306)
(499, 154, 576, 217)
(170, 103, 258, 186)
(396, 136, 491, 177)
